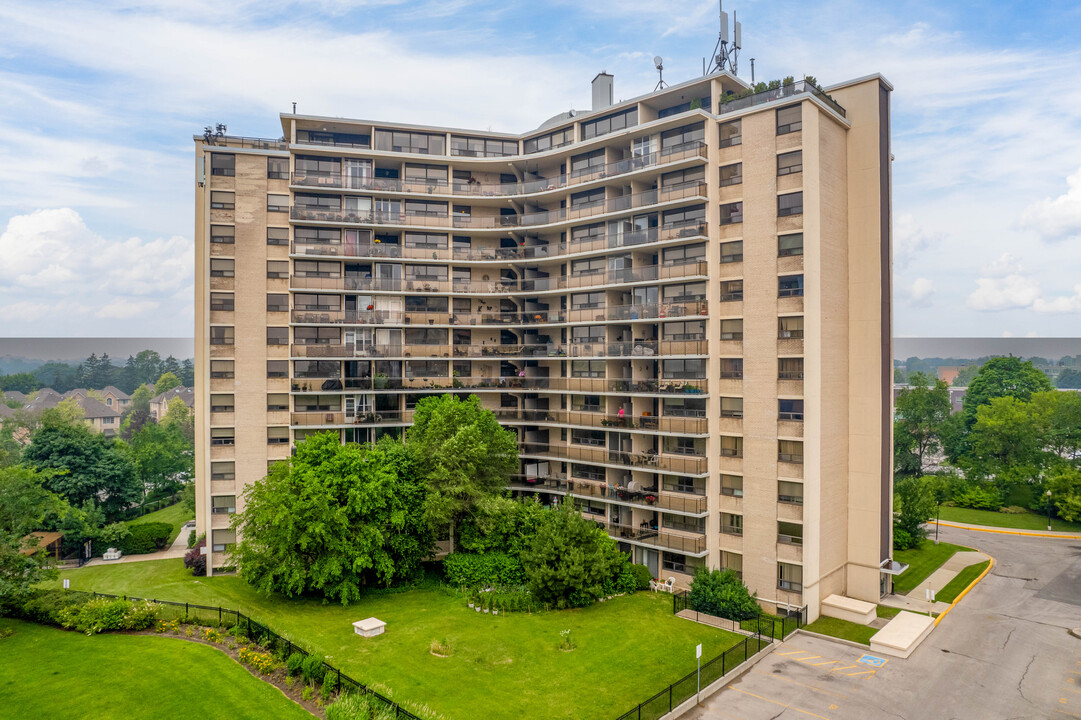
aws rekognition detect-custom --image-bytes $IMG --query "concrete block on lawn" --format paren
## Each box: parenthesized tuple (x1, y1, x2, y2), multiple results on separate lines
(870, 611, 934, 659)
(353, 617, 386, 637)
(821, 594, 877, 625)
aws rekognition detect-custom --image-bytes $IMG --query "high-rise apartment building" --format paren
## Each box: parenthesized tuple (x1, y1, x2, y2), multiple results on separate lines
(194, 69, 894, 620)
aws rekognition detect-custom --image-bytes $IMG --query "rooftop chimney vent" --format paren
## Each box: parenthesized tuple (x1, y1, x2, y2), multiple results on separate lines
(592, 72, 614, 112)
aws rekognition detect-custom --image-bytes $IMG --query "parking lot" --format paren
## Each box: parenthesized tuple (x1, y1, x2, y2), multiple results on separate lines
(685, 524, 1081, 720)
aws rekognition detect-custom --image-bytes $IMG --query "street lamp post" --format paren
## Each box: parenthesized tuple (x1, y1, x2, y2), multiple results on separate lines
(935, 501, 941, 545)
(1046, 489, 1053, 531)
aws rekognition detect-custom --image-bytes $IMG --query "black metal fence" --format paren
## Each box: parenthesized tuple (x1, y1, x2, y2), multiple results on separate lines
(672, 590, 805, 641)
(74, 590, 422, 720)
(613, 629, 772, 720)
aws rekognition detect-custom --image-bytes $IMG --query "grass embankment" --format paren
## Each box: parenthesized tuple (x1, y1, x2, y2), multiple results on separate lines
(48, 559, 740, 720)
(892, 541, 968, 595)
(935, 560, 991, 604)
(0, 618, 312, 720)
(128, 502, 193, 545)
(937, 506, 1081, 533)
(801, 605, 902, 646)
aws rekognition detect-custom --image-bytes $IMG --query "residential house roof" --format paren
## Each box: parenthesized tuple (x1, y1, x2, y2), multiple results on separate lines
(102, 386, 131, 400)
(23, 389, 119, 420)
(152, 386, 195, 408)
(3, 390, 26, 402)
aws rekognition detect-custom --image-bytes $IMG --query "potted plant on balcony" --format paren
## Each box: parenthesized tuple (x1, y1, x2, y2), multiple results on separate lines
(644, 494, 657, 505)
(373, 372, 388, 390)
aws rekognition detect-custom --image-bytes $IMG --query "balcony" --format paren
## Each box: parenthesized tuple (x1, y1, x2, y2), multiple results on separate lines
(717, 80, 846, 118)
(521, 442, 707, 475)
(494, 408, 707, 435)
(288, 141, 707, 198)
(510, 476, 707, 515)
(289, 375, 708, 396)
(291, 410, 413, 426)
(597, 522, 706, 555)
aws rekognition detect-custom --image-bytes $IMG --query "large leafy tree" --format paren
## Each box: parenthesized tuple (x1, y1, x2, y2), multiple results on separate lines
(519, 499, 624, 608)
(1029, 390, 1081, 464)
(965, 396, 1043, 483)
(1057, 368, 1081, 389)
(154, 372, 182, 396)
(161, 396, 195, 442)
(1047, 466, 1081, 523)
(894, 372, 951, 477)
(406, 394, 518, 546)
(893, 475, 938, 549)
(0, 372, 41, 394)
(126, 420, 193, 499)
(0, 465, 64, 607)
(231, 433, 432, 604)
(962, 357, 1052, 429)
(23, 414, 140, 521)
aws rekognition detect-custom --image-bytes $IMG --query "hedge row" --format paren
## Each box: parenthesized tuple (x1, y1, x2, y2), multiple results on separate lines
(117, 522, 172, 555)
(443, 552, 524, 587)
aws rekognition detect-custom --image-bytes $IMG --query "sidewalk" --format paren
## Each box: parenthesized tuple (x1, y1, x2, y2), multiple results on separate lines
(879, 549, 991, 614)
(929, 519, 1081, 540)
(84, 527, 193, 567)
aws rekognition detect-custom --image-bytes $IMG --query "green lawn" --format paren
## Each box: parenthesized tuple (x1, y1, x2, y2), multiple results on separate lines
(802, 616, 878, 645)
(876, 605, 901, 620)
(936, 560, 991, 604)
(0, 618, 312, 720)
(937, 506, 1081, 533)
(892, 541, 968, 595)
(48, 560, 740, 720)
(128, 502, 193, 545)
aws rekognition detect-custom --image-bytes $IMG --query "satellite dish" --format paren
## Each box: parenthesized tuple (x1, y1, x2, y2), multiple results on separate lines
(654, 56, 663, 69)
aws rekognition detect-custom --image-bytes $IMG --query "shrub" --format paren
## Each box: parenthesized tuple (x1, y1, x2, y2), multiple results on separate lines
(952, 484, 1001, 510)
(187, 530, 202, 549)
(320, 675, 337, 704)
(327, 691, 376, 720)
(301, 654, 326, 685)
(56, 597, 160, 635)
(688, 568, 759, 621)
(238, 646, 276, 675)
(117, 522, 173, 554)
(629, 563, 653, 590)
(893, 527, 919, 550)
(184, 537, 207, 576)
(19, 590, 86, 627)
(442, 552, 524, 587)
(286, 652, 306, 676)
(616, 566, 639, 594)
(302, 686, 314, 702)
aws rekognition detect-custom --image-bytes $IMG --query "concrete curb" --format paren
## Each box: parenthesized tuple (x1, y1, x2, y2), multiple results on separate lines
(933, 553, 994, 627)
(929, 520, 1081, 540)
(1069, 628, 1081, 640)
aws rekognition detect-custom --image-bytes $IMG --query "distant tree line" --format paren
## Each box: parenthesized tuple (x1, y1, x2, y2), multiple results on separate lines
(0, 350, 193, 396)
(895, 354, 1081, 389)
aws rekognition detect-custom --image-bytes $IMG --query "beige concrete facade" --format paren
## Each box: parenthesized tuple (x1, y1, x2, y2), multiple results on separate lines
(193, 71, 893, 620)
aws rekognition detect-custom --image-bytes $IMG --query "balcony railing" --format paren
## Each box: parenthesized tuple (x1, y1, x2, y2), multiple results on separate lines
(288, 142, 708, 198)
(290, 340, 704, 360)
(290, 375, 708, 395)
(290, 410, 413, 426)
(521, 442, 707, 475)
(494, 408, 707, 434)
(599, 522, 706, 554)
(717, 80, 846, 119)
(510, 476, 707, 514)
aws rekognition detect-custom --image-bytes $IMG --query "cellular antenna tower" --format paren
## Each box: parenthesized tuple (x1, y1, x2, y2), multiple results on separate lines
(704, 0, 741, 76)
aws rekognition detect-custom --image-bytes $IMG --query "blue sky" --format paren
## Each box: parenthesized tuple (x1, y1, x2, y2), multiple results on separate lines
(1, 0, 1080, 337)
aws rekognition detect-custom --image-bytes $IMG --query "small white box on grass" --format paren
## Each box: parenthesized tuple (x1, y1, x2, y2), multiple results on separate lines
(353, 617, 386, 637)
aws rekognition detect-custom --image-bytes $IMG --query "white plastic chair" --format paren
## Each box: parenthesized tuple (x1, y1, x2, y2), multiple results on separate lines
(663, 577, 675, 593)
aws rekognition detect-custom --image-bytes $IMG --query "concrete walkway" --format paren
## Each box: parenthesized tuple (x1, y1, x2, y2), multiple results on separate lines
(84, 526, 193, 567)
(878, 549, 990, 614)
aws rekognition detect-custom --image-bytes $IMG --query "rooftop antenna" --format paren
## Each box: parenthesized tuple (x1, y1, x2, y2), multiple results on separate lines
(292, 102, 297, 114)
(704, 0, 741, 76)
(653, 56, 668, 91)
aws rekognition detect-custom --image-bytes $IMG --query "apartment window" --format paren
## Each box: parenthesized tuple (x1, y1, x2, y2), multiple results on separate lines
(721, 513, 743, 536)
(778, 316, 804, 339)
(581, 107, 638, 140)
(209, 292, 233, 311)
(779, 233, 804, 257)
(664, 436, 704, 456)
(294, 360, 339, 378)
(720, 551, 742, 580)
(212, 529, 237, 553)
(404, 164, 449, 185)
(294, 327, 340, 344)
(719, 279, 743, 302)
(406, 264, 447, 281)
(571, 395, 602, 412)
(267, 393, 289, 412)
(374, 129, 445, 155)
(719, 202, 743, 225)
(779, 358, 804, 380)
(663, 282, 706, 303)
(449, 136, 517, 158)
(294, 227, 340, 245)
(719, 435, 742, 458)
(267, 294, 289, 313)
(404, 296, 448, 312)
(405, 360, 447, 378)
(210, 191, 234, 210)
(404, 328, 447, 345)
(779, 275, 804, 297)
(571, 188, 605, 209)
(720, 358, 743, 379)
(571, 325, 604, 344)
(267, 261, 290, 279)
(571, 257, 606, 276)
(575, 498, 607, 517)
(663, 514, 705, 534)
(719, 319, 743, 341)
(776, 105, 802, 135)
(720, 397, 743, 419)
(570, 149, 606, 177)
(571, 463, 606, 481)
(267, 227, 289, 246)
(779, 398, 804, 421)
(779, 481, 804, 505)
(663, 552, 693, 574)
(267, 194, 290, 212)
(210, 428, 234, 446)
(662, 204, 706, 229)
(663, 476, 703, 495)
(405, 232, 448, 249)
(210, 461, 235, 480)
(210, 394, 234, 413)
(662, 396, 706, 417)
(570, 223, 604, 245)
(296, 130, 370, 148)
(720, 241, 743, 263)
(662, 321, 705, 342)
(661, 122, 704, 151)
(778, 562, 803, 592)
(210, 225, 234, 244)
(720, 474, 743, 497)
(661, 166, 705, 190)
(571, 360, 605, 378)
(267, 327, 288, 346)
(779, 440, 804, 464)
(267, 360, 288, 378)
(210, 360, 234, 379)
(662, 243, 706, 267)
(719, 120, 741, 148)
(267, 157, 288, 179)
(719, 163, 742, 187)
(212, 495, 237, 515)
(571, 292, 604, 310)
(267, 427, 290, 445)
(210, 326, 234, 346)
(663, 358, 705, 379)
(210, 153, 235, 176)
(522, 127, 573, 154)
(571, 429, 605, 447)
(777, 150, 802, 176)
(778, 192, 803, 217)
(294, 294, 340, 311)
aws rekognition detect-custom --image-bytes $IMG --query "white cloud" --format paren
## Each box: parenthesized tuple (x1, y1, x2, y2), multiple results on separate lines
(1032, 285, 1081, 314)
(893, 213, 937, 268)
(1021, 167, 1081, 244)
(907, 277, 934, 307)
(966, 274, 1042, 311)
(980, 253, 1023, 278)
(95, 299, 162, 319)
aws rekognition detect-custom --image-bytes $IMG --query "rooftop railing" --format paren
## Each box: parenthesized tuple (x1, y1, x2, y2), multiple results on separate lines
(717, 80, 846, 118)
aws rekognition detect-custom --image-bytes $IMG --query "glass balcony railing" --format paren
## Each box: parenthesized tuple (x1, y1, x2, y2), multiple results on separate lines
(289, 375, 708, 395)
(718, 80, 846, 118)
